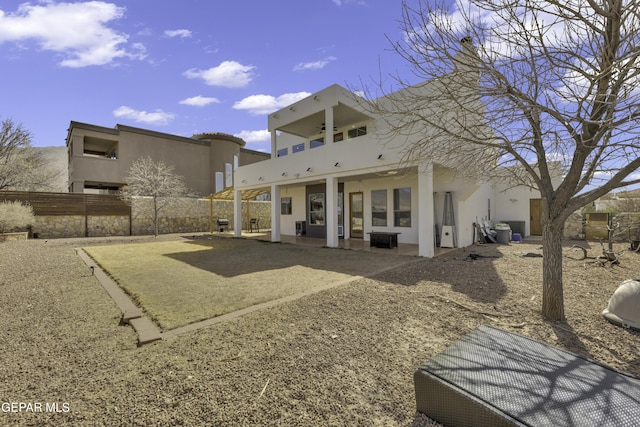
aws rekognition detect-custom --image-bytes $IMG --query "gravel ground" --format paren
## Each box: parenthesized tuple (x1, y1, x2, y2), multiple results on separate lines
(1, 234, 639, 426)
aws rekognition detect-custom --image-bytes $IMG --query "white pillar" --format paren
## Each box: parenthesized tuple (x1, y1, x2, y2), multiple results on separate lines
(233, 189, 243, 238)
(326, 176, 339, 248)
(325, 107, 333, 143)
(418, 162, 435, 257)
(270, 129, 277, 159)
(271, 184, 281, 242)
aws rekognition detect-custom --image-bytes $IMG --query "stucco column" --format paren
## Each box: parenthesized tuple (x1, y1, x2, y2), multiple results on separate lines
(233, 189, 242, 238)
(418, 162, 435, 257)
(326, 176, 338, 248)
(324, 107, 334, 143)
(271, 184, 281, 242)
(270, 130, 277, 159)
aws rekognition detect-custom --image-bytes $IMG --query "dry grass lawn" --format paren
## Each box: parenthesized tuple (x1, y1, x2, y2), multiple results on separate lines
(83, 236, 413, 330)
(2, 234, 639, 426)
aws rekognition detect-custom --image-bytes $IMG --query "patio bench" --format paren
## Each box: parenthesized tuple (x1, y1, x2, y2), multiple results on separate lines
(367, 231, 400, 249)
(414, 325, 640, 427)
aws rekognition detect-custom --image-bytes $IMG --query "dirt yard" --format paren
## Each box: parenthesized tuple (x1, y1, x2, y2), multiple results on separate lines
(0, 234, 638, 426)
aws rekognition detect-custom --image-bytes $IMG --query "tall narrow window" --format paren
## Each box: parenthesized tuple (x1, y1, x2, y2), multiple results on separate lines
(225, 163, 233, 188)
(308, 193, 325, 225)
(393, 188, 411, 227)
(281, 197, 292, 215)
(371, 189, 387, 226)
(215, 172, 224, 193)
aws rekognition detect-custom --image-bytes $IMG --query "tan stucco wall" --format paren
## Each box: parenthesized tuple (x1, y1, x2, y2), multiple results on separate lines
(67, 123, 269, 197)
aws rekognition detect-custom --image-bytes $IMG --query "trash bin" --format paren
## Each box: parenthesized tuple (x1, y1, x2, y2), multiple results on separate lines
(496, 229, 510, 244)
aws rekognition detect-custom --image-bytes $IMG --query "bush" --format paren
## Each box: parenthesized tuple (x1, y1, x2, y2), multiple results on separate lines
(0, 201, 35, 233)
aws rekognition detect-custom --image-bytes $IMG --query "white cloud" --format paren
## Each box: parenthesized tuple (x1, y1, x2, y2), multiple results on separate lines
(0, 1, 139, 67)
(332, 0, 368, 5)
(293, 56, 337, 71)
(183, 61, 255, 88)
(179, 96, 220, 107)
(235, 129, 270, 144)
(234, 130, 271, 151)
(113, 106, 175, 125)
(233, 92, 312, 115)
(164, 29, 192, 38)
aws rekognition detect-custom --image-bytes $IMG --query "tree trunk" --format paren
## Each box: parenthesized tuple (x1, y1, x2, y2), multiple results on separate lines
(541, 218, 566, 321)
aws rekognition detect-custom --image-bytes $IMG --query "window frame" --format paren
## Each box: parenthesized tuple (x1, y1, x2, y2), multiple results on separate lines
(371, 189, 388, 226)
(393, 187, 411, 227)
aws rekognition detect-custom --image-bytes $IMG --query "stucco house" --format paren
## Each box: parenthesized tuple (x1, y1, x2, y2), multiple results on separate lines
(231, 45, 549, 257)
(66, 121, 269, 196)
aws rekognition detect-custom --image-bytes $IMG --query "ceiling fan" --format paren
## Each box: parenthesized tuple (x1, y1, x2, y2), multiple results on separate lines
(319, 123, 337, 133)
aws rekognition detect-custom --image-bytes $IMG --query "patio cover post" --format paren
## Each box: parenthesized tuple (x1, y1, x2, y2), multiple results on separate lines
(326, 176, 339, 248)
(233, 188, 242, 238)
(418, 162, 435, 257)
(271, 184, 281, 242)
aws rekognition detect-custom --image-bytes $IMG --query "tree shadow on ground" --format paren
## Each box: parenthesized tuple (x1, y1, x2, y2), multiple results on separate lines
(369, 243, 510, 305)
(166, 235, 413, 279)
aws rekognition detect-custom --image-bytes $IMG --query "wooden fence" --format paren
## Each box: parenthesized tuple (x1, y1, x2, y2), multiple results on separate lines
(0, 191, 131, 216)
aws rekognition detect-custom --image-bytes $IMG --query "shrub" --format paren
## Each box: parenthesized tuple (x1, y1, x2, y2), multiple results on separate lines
(0, 201, 35, 233)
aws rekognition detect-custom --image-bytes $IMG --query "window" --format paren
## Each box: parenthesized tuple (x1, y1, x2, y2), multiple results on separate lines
(347, 126, 367, 139)
(215, 172, 224, 193)
(225, 163, 233, 188)
(277, 147, 288, 157)
(393, 188, 411, 227)
(308, 193, 325, 225)
(310, 137, 324, 149)
(371, 190, 387, 226)
(292, 143, 305, 153)
(281, 197, 292, 215)
(333, 132, 344, 142)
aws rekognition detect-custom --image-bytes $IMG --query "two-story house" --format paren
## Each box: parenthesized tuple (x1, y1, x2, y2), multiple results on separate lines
(66, 122, 269, 196)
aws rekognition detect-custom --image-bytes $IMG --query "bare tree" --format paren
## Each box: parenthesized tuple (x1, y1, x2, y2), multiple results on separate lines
(0, 118, 61, 191)
(365, 0, 640, 320)
(119, 156, 192, 236)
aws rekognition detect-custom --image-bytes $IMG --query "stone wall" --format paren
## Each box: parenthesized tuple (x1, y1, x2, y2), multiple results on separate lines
(0, 232, 29, 242)
(33, 215, 86, 238)
(130, 197, 271, 235)
(29, 197, 272, 239)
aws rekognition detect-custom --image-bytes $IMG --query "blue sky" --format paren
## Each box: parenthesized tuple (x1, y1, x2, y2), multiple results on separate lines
(0, 0, 411, 151)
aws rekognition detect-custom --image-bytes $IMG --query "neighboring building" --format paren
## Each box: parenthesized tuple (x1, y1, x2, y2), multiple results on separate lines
(66, 122, 269, 196)
(232, 49, 551, 257)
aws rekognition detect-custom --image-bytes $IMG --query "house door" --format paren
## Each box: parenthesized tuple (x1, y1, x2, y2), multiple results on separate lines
(350, 192, 364, 239)
(530, 198, 542, 235)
